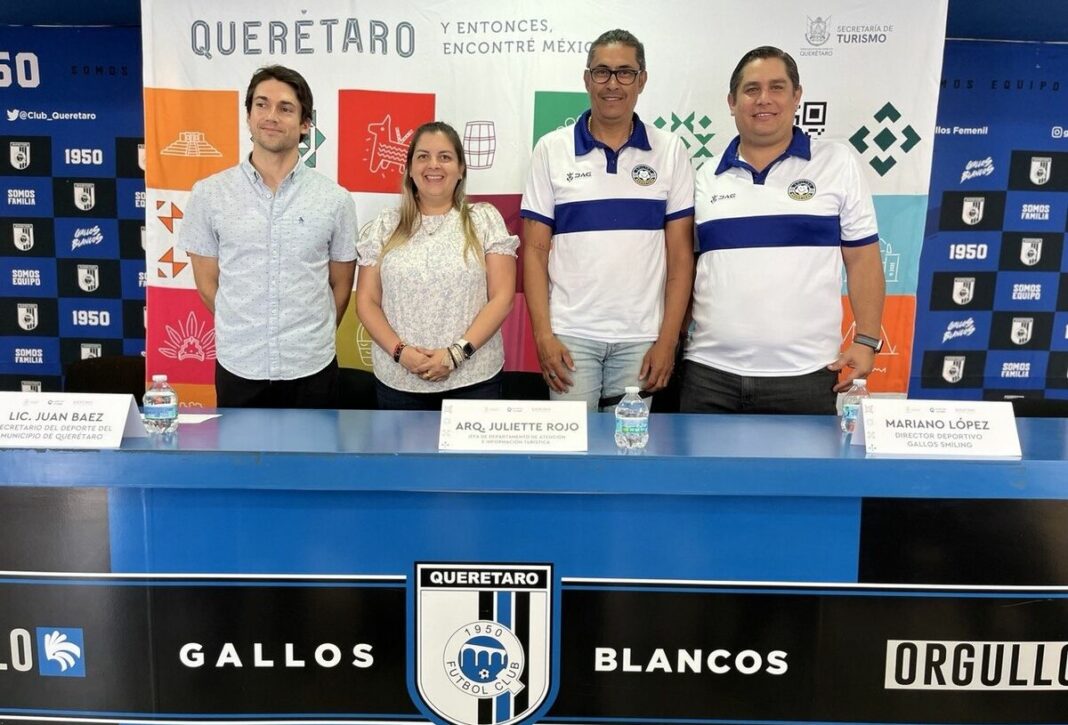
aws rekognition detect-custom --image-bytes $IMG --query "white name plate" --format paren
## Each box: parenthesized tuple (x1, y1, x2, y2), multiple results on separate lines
(855, 398, 1021, 459)
(0, 392, 148, 449)
(439, 399, 587, 452)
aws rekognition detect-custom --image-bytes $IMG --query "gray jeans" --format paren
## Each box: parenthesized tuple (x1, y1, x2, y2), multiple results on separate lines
(679, 360, 837, 414)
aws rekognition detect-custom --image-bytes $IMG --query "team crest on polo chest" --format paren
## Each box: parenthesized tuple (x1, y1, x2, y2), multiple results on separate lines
(787, 178, 816, 200)
(411, 562, 557, 725)
(631, 164, 657, 186)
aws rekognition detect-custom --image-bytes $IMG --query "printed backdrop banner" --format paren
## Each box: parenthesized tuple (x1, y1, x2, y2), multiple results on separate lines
(0, 27, 145, 393)
(141, 0, 948, 405)
(911, 40, 1068, 400)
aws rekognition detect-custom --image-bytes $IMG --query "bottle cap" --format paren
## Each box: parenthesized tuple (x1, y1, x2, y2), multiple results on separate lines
(624, 386, 640, 394)
(855, 379, 867, 385)
(152, 374, 168, 382)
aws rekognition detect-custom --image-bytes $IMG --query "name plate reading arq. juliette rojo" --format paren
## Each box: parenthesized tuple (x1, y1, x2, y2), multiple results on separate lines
(438, 399, 587, 452)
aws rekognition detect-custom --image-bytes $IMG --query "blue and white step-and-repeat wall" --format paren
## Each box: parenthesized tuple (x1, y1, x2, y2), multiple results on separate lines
(912, 40, 1068, 400)
(0, 27, 145, 393)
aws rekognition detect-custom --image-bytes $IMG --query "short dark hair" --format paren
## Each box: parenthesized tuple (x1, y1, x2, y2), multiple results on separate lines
(586, 29, 646, 71)
(244, 65, 314, 143)
(728, 46, 800, 97)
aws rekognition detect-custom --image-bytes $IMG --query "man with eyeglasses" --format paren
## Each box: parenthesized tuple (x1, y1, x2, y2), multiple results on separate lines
(681, 46, 884, 414)
(521, 29, 694, 411)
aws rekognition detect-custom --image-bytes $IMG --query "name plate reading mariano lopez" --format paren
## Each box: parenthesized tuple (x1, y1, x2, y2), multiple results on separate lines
(853, 398, 1021, 459)
(439, 399, 587, 452)
(0, 392, 148, 449)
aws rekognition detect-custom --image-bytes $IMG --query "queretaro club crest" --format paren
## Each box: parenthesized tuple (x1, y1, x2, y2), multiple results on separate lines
(1020, 238, 1043, 266)
(1030, 156, 1051, 186)
(10, 141, 31, 170)
(1011, 317, 1033, 345)
(14, 223, 34, 251)
(74, 182, 95, 212)
(17, 302, 38, 331)
(952, 277, 975, 306)
(961, 196, 984, 226)
(77, 264, 99, 293)
(943, 355, 966, 384)
(411, 562, 557, 725)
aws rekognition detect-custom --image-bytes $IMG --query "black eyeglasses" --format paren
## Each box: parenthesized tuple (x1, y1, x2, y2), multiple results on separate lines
(586, 66, 642, 85)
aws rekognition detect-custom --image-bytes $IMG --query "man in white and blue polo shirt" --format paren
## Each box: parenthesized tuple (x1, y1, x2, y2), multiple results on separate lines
(681, 46, 885, 414)
(521, 29, 694, 411)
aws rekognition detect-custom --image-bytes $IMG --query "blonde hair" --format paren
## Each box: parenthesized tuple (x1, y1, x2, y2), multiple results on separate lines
(381, 122, 484, 266)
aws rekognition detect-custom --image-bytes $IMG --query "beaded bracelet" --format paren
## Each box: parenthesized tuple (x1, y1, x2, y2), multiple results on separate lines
(392, 341, 406, 363)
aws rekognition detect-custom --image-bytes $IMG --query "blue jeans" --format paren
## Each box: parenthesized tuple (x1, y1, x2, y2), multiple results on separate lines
(679, 360, 837, 415)
(552, 335, 652, 412)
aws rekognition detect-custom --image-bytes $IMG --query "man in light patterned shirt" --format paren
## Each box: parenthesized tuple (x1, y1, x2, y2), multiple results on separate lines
(180, 66, 357, 409)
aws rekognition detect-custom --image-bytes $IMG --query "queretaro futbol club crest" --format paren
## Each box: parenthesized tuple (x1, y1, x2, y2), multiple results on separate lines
(77, 264, 99, 293)
(9, 141, 30, 170)
(1020, 238, 1043, 266)
(74, 182, 95, 212)
(952, 276, 975, 306)
(411, 563, 557, 725)
(17, 302, 38, 331)
(961, 196, 984, 226)
(1011, 317, 1034, 345)
(943, 355, 966, 384)
(13, 223, 34, 251)
(1030, 156, 1052, 186)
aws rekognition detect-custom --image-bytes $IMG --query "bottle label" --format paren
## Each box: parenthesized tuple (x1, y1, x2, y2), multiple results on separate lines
(842, 403, 859, 424)
(615, 416, 649, 437)
(143, 403, 177, 420)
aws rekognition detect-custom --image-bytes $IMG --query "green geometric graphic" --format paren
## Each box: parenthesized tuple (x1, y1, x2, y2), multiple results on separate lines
(653, 111, 716, 170)
(849, 102, 921, 177)
(532, 91, 589, 148)
(299, 110, 327, 168)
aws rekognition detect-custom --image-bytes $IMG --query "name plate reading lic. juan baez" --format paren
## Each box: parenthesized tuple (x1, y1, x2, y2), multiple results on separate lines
(855, 398, 1021, 459)
(0, 392, 148, 449)
(438, 399, 587, 452)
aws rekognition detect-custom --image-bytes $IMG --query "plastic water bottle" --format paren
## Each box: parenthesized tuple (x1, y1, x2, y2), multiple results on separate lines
(840, 378, 870, 434)
(143, 374, 178, 434)
(615, 386, 650, 451)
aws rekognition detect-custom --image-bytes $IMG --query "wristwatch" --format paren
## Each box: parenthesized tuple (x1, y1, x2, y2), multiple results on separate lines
(457, 339, 476, 360)
(853, 333, 883, 353)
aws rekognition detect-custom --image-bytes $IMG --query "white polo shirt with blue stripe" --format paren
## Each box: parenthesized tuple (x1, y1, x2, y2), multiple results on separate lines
(520, 111, 695, 343)
(688, 127, 878, 376)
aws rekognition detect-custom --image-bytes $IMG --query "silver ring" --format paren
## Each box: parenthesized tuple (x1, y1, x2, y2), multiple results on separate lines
(548, 371, 557, 379)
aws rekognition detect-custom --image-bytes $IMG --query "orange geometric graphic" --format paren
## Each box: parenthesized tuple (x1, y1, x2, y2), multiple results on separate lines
(840, 294, 916, 394)
(144, 88, 240, 191)
(155, 200, 184, 232)
(156, 247, 189, 278)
